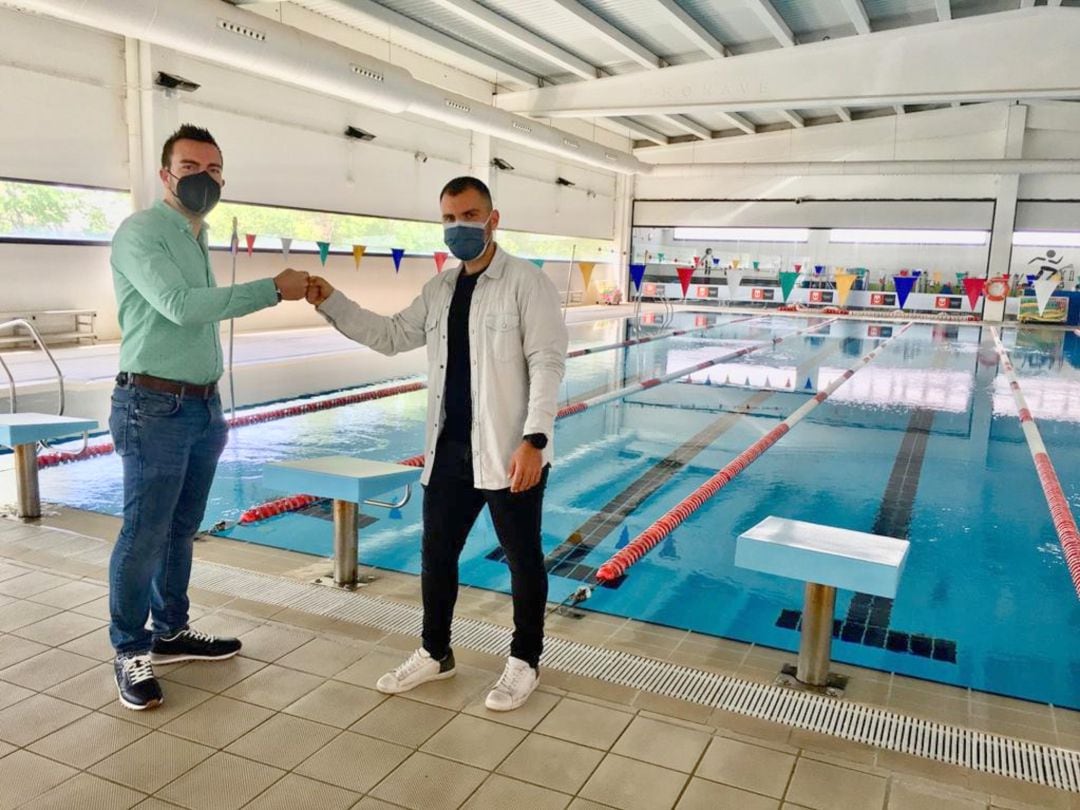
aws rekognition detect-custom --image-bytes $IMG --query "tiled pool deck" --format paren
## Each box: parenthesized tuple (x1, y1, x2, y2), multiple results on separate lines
(0, 512, 1075, 810)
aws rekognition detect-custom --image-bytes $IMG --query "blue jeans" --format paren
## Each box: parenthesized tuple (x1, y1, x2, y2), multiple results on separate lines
(108, 384, 228, 655)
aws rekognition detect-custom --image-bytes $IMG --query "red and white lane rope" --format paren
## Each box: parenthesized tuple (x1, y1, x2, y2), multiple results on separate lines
(990, 327, 1080, 599)
(37, 316, 766, 471)
(594, 321, 915, 584)
(242, 318, 839, 521)
(566, 315, 763, 359)
(37, 380, 428, 469)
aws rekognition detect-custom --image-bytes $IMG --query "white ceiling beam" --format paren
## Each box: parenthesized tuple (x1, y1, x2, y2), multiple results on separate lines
(609, 116, 669, 145)
(779, 109, 805, 128)
(426, 0, 596, 80)
(649, 0, 728, 59)
(329, 0, 540, 87)
(745, 0, 796, 48)
(722, 112, 756, 135)
(1049, 0, 1063, 5)
(935, 0, 952, 21)
(494, 11, 1080, 117)
(1019, 0, 1035, 5)
(547, 0, 661, 69)
(834, 107, 852, 122)
(665, 114, 712, 139)
(838, 0, 872, 35)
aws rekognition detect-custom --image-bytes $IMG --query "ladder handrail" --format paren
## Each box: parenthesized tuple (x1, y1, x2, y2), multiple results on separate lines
(0, 318, 66, 416)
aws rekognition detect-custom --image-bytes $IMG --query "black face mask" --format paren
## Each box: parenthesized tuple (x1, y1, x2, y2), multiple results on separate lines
(170, 171, 221, 215)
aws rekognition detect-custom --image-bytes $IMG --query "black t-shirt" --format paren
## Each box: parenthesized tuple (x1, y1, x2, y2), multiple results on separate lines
(441, 269, 482, 442)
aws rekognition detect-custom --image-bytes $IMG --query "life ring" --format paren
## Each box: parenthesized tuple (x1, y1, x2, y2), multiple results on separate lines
(986, 277, 1009, 302)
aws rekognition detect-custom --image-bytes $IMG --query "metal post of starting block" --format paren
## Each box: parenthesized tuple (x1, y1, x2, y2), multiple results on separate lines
(332, 499, 359, 588)
(796, 582, 836, 687)
(13, 443, 41, 519)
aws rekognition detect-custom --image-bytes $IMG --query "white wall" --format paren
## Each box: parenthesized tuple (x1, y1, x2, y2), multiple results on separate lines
(0, 3, 622, 336)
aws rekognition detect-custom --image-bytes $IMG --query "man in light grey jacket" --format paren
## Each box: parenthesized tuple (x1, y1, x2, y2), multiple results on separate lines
(305, 177, 567, 710)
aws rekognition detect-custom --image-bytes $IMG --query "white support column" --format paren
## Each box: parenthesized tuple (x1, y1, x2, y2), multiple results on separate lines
(470, 131, 492, 189)
(613, 172, 634, 296)
(984, 104, 1028, 322)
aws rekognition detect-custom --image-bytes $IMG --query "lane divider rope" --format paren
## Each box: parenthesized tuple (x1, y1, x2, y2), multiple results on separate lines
(991, 327, 1080, 599)
(240, 318, 838, 523)
(594, 321, 915, 584)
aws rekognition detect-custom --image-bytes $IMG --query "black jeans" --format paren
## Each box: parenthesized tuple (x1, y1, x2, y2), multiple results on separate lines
(421, 438, 549, 668)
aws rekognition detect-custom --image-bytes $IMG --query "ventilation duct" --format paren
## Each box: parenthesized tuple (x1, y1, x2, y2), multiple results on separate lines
(7, 0, 647, 175)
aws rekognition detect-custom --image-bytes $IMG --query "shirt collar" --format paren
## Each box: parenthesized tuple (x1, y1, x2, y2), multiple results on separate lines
(154, 199, 209, 242)
(442, 244, 506, 286)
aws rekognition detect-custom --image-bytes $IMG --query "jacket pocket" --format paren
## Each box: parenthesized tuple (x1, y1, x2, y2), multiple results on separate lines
(484, 311, 521, 362)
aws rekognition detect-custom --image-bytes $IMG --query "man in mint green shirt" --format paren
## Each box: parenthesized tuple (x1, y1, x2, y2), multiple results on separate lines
(108, 124, 309, 710)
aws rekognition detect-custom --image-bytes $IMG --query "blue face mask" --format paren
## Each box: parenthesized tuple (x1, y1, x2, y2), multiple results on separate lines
(443, 216, 491, 262)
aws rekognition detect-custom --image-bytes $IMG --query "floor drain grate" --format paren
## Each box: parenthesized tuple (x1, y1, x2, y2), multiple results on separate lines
(185, 560, 1080, 793)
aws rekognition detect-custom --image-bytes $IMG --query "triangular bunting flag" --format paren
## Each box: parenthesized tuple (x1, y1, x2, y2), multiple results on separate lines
(657, 252, 665, 263)
(629, 263, 647, 291)
(779, 271, 798, 302)
(352, 245, 366, 270)
(316, 241, 330, 265)
(391, 248, 405, 272)
(616, 526, 630, 550)
(433, 251, 449, 273)
(893, 275, 916, 309)
(578, 261, 596, 292)
(834, 273, 857, 307)
(744, 376, 751, 386)
(962, 277, 986, 309)
(530, 258, 545, 269)
(804, 376, 814, 390)
(245, 233, 256, 257)
(229, 218, 239, 256)
(726, 269, 744, 301)
(1034, 277, 1060, 315)
(764, 376, 772, 388)
(676, 266, 695, 298)
(793, 263, 802, 273)
(731, 258, 741, 270)
(280, 237, 292, 260)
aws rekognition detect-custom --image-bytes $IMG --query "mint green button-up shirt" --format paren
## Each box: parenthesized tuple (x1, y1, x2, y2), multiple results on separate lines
(111, 201, 278, 385)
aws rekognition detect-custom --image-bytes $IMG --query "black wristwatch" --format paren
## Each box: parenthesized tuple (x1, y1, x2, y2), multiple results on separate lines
(524, 433, 548, 450)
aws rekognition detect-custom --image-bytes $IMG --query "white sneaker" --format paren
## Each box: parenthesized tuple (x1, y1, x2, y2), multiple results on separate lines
(485, 657, 538, 711)
(376, 648, 455, 694)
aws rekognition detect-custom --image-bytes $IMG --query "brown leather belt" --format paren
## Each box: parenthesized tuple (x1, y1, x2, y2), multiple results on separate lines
(117, 372, 217, 399)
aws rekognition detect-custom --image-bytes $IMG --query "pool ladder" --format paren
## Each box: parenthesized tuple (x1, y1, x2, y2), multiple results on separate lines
(0, 318, 87, 455)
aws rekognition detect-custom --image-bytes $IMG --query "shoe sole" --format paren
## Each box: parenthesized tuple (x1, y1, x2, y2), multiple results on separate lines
(149, 650, 241, 665)
(117, 685, 163, 711)
(376, 668, 456, 695)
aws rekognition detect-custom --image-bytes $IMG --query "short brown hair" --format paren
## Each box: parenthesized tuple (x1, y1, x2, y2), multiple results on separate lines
(439, 176, 492, 208)
(161, 124, 221, 169)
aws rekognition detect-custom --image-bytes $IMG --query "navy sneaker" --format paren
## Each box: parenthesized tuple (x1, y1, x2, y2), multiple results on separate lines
(150, 628, 242, 665)
(114, 653, 163, 711)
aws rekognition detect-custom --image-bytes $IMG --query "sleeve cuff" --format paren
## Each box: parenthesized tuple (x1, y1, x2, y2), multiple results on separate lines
(317, 289, 347, 318)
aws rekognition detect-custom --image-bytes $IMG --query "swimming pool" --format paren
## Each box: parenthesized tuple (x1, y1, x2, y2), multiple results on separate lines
(38, 312, 1080, 709)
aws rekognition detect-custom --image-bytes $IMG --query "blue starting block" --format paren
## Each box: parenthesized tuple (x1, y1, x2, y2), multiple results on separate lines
(263, 456, 422, 588)
(0, 413, 98, 518)
(736, 516, 909, 695)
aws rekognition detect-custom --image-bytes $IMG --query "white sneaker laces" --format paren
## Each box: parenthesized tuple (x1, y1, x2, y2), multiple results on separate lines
(393, 649, 430, 681)
(494, 659, 529, 694)
(123, 655, 156, 685)
(180, 628, 215, 644)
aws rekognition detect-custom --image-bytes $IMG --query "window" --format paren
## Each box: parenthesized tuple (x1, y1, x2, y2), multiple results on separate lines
(0, 178, 131, 242)
(829, 229, 988, 245)
(673, 227, 809, 243)
(0, 180, 614, 261)
(204, 200, 615, 262)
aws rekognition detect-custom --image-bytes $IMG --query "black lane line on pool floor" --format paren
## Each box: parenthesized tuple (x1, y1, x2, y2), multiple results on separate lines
(775, 406, 958, 664)
(488, 339, 846, 587)
(494, 388, 778, 588)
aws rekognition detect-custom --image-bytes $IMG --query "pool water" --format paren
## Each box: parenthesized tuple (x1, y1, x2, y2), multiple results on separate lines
(41, 313, 1080, 709)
